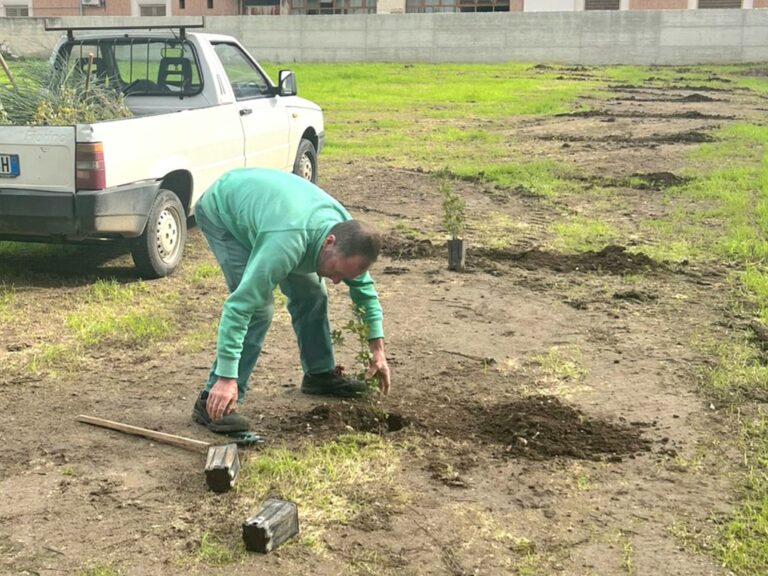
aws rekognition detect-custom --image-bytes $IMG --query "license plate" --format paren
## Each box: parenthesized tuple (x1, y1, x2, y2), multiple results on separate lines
(0, 154, 20, 177)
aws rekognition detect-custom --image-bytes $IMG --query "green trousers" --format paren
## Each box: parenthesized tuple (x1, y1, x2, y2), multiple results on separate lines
(196, 203, 336, 401)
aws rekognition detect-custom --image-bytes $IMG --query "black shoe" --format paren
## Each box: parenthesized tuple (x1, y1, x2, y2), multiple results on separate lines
(192, 391, 250, 433)
(301, 369, 370, 398)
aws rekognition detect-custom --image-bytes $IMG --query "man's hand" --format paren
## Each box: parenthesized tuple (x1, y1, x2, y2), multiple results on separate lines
(366, 338, 391, 395)
(206, 377, 238, 421)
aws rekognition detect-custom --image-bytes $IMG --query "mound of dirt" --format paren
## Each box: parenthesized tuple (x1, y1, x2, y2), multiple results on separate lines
(472, 245, 658, 275)
(631, 171, 690, 189)
(298, 403, 410, 435)
(679, 93, 716, 102)
(382, 232, 437, 260)
(477, 395, 651, 461)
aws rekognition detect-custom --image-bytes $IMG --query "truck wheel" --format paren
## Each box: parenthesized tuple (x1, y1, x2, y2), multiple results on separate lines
(131, 189, 187, 279)
(293, 138, 317, 184)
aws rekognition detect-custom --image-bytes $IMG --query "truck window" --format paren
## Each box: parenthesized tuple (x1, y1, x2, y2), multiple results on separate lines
(212, 43, 272, 101)
(112, 40, 203, 96)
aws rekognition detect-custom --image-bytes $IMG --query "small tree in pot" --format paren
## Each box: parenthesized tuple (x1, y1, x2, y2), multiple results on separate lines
(440, 180, 466, 271)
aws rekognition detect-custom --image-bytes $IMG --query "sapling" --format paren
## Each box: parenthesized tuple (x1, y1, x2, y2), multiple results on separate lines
(440, 179, 467, 271)
(330, 304, 380, 393)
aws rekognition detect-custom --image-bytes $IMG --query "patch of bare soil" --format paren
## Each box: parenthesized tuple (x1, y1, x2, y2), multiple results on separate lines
(2, 71, 764, 576)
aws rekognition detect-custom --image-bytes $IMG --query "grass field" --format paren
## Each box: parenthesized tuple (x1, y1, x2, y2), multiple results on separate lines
(3, 59, 768, 575)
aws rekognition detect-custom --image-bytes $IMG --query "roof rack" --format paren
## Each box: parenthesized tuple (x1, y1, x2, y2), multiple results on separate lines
(44, 17, 205, 42)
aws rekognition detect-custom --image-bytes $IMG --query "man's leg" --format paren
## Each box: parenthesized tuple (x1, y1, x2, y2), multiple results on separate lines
(193, 205, 272, 431)
(280, 273, 368, 397)
(279, 272, 334, 375)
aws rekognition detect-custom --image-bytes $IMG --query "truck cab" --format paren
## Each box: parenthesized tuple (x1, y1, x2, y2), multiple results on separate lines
(0, 23, 325, 278)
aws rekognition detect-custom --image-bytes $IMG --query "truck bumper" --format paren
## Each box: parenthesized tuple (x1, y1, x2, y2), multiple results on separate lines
(0, 181, 158, 241)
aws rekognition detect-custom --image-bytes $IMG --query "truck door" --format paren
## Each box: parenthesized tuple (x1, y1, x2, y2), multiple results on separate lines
(211, 42, 291, 171)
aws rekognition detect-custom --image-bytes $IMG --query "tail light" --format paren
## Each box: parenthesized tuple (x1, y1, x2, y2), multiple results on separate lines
(76, 142, 106, 190)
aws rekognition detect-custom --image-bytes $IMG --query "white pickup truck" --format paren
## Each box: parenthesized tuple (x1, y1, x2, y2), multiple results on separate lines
(0, 23, 325, 277)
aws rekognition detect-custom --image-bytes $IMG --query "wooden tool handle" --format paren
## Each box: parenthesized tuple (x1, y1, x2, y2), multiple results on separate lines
(77, 414, 210, 453)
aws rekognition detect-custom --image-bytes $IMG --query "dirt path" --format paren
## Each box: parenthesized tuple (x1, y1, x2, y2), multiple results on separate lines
(1, 73, 760, 575)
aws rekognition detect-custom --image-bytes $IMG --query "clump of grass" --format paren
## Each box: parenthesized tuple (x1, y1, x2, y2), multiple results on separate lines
(192, 262, 220, 282)
(714, 407, 768, 575)
(196, 533, 241, 566)
(27, 343, 82, 375)
(67, 309, 172, 346)
(532, 346, 588, 383)
(703, 339, 768, 402)
(238, 434, 403, 545)
(0, 282, 15, 315)
(551, 216, 619, 253)
(87, 278, 146, 303)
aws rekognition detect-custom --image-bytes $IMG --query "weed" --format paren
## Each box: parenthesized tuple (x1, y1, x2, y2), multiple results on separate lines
(61, 466, 76, 477)
(622, 538, 634, 575)
(27, 343, 81, 374)
(533, 346, 588, 383)
(192, 262, 220, 282)
(197, 532, 241, 565)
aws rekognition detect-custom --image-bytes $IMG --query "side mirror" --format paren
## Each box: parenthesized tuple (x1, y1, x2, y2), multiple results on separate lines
(278, 70, 297, 97)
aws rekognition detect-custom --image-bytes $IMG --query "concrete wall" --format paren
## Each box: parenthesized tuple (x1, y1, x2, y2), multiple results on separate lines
(3, 10, 768, 64)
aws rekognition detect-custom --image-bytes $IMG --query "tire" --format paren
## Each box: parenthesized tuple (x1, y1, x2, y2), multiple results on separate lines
(292, 138, 317, 184)
(131, 189, 187, 279)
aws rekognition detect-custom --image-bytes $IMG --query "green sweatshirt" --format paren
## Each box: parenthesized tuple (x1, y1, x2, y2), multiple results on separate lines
(198, 168, 384, 379)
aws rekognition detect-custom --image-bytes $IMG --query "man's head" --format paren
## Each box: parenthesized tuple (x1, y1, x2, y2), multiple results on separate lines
(317, 220, 381, 284)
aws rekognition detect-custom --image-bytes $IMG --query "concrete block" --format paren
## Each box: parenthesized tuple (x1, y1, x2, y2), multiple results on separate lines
(743, 26, 768, 47)
(660, 46, 744, 65)
(302, 30, 367, 50)
(742, 47, 768, 62)
(660, 9, 744, 27)
(367, 29, 433, 48)
(659, 27, 744, 47)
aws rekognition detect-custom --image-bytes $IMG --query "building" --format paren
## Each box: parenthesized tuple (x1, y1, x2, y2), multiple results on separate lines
(2, 0, 767, 20)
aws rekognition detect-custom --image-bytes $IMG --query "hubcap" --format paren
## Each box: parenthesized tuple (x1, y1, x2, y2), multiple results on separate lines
(156, 208, 180, 262)
(299, 153, 313, 181)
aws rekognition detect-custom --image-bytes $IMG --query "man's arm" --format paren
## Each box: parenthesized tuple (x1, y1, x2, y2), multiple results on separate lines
(346, 273, 390, 394)
(366, 337, 390, 395)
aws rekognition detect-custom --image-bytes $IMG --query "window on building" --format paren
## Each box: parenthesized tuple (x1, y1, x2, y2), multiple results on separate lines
(459, 0, 509, 12)
(179, 0, 185, 8)
(698, 0, 741, 7)
(207, 0, 213, 8)
(406, 0, 508, 12)
(290, 0, 376, 14)
(139, 4, 166, 15)
(4, 4, 29, 16)
(584, 0, 621, 9)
